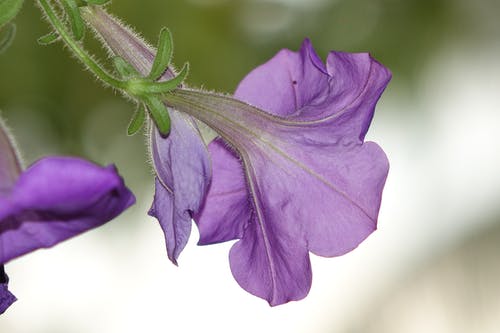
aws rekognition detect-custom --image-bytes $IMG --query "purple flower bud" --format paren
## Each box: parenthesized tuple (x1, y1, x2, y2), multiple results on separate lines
(83, 7, 212, 264)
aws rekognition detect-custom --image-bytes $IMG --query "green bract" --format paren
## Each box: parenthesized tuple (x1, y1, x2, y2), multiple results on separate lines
(148, 28, 173, 81)
(61, 0, 85, 40)
(113, 56, 139, 79)
(127, 104, 146, 136)
(37, 31, 59, 45)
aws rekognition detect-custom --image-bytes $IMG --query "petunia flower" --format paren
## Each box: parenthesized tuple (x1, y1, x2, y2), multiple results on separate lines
(83, 8, 390, 305)
(162, 40, 391, 305)
(83, 7, 211, 265)
(0, 118, 135, 313)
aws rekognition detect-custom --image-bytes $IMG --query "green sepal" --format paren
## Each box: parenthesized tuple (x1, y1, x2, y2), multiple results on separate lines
(144, 62, 189, 94)
(0, 0, 24, 28)
(113, 56, 139, 79)
(37, 31, 60, 45)
(83, 0, 111, 5)
(61, 0, 85, 41)
(147, 27, 173, 81)
(144, 95, 170, 136)
(127, 104, 146, 136)
(0, 22, 15, 53)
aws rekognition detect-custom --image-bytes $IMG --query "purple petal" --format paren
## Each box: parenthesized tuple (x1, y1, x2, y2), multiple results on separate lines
(227, 139, 386, 304)
(249, 140, 388, 258)
(229, 209, 312, 306)
(234, 39, 328, 117)
(0, 268, 16, 314)
(236, 41, 391, 142)
(0, 284, 16, 314)
(193, 139, 248, 245)
(149, 179, 192, 265)
(0, 157, 135, 264)
(148, 111, 211, 264)
(196, 138, 387, 305)
(318, 51, 392, 141)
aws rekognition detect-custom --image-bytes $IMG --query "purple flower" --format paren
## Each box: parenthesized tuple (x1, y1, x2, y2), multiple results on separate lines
(164, 39, 391, 305)
(0, 119, 135, 313)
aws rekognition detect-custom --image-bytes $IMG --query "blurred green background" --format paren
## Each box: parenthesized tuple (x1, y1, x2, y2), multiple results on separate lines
(1, 0, 500, 332)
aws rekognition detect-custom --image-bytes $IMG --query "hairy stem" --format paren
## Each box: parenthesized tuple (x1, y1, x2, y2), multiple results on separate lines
(37, 0, 126, 89)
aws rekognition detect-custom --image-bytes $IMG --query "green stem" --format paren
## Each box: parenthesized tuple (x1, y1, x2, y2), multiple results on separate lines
(37, 0, 126, 89)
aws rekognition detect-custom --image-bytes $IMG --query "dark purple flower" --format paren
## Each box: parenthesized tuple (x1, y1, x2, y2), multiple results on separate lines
(164, 39, 391, 305)
(1, 266, 15, 314)
(0, 157, 135, 263)
(0, 119, 135, 313)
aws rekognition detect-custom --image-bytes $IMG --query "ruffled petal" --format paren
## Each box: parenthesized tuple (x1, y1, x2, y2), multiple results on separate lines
(307, 51, 392, 141)
(0, 157, 135, 264)
(229, 208, 311, 306)
(228, 138, 387, 304)
(237, 46, 391, 144)
(234, 39, 328, 117)
(149, 178, 192, 265)
(149, 110, 211, 264)
(256, 140, 388, 258)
